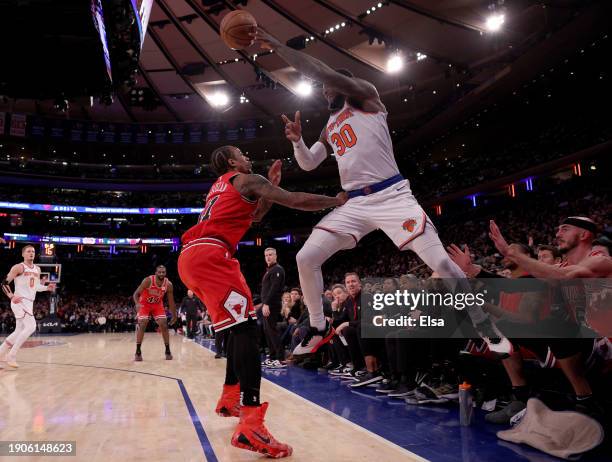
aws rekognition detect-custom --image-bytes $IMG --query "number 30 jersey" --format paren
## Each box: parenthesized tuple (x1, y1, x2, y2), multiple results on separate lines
(181, 172, 259, 251)
(325, 102, 400, 191)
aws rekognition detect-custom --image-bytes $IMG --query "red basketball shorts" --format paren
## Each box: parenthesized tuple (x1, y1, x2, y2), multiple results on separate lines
(137, 304, 166, 321)
(178, 237, 256, 332)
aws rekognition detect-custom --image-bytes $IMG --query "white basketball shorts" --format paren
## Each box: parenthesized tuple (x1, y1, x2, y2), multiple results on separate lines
(314, 179, 438, 251)
(11, 298, 34, 318)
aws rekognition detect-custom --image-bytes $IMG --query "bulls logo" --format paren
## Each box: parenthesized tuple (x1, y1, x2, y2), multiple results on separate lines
(402, 218, 418, 233)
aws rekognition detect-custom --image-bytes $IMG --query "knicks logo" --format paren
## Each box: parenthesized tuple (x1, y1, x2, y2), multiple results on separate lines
(402, 218, 418, 233)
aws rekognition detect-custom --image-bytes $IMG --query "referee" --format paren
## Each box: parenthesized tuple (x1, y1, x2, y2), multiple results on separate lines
(180, 290, 202, 339)
(261, 247, 285, 367)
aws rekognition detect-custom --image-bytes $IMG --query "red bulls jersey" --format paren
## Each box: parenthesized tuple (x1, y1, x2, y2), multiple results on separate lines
(182, 172, 258, 250)
(139, 276, 168, 307)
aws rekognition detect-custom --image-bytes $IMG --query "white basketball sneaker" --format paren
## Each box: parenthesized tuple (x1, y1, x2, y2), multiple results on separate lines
(292, 322, 335, 357)
(475, 317, 513, 355)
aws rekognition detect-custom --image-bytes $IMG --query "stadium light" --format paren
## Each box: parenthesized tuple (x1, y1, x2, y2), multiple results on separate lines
(209, 91, 229, 107)
(386, 54, 404, 74)
(485, 14, 505, 32)
(296, 81, 313, 97)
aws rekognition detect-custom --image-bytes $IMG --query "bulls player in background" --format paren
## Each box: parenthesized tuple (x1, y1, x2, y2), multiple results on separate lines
(1, 245, 56, 369)
(254, 29, 510, 360)
(132, 265, 177, 361)
(178, 145, 346, 458)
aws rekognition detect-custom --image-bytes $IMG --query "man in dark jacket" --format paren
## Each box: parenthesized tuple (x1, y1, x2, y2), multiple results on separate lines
(260, 247, 286, 367)
(180, 290, 203, 339)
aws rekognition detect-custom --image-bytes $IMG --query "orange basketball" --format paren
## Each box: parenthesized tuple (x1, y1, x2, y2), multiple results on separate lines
(220, 10, 257, 50)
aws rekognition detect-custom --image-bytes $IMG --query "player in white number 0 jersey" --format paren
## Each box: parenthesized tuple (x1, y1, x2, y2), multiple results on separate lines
(1, 245, 55, 369)
(255, 30, 510, 357)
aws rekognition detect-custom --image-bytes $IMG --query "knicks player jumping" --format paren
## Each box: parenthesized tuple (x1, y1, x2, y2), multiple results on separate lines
(178, 146, 346, 458)
(1, 245, 55, 369)
(255, 29, 510, 356)
(132, 265, 177, 361)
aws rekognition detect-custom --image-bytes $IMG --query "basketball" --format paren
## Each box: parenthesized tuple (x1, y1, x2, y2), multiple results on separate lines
(220, 10, 257, 50)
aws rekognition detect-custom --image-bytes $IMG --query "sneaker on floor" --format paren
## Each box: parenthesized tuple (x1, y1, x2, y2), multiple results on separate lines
(329, 365, 353, 376)
(291, 322, 335, 357)
(414, 384, 450, 404)
(350, 371, 384, 388)
(231, 403, 293, 458)
(432, 383, 459, 400)
(266, 360, 287, 369)
(376, 380, 399, 394)
(341, 369, 366, 381)
(5, 360, 19, 369)
(318, 361, 339, 372)
(165, 352, 173, 360)
(214, 353, 222, 359)
(134, 353, 143, 362)
(262, 359, 274, 368)
(485, 400, 526, 425)
(388, 383, 417, 398)
(474, 317, 513, 355)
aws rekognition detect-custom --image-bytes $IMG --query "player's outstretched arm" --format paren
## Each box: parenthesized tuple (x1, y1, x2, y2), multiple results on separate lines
(234, 174, 347, 212)
(251, 160, 281, 221)
(255, 29, 378, 102)
(281, 112, 329, 172)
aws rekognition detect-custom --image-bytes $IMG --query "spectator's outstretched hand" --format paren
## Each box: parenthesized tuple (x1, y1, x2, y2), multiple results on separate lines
(446, 244, 472, 272)
(489, 220, 510, 256)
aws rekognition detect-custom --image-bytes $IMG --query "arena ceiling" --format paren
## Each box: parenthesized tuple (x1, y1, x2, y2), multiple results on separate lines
(0, 0, 606, 134)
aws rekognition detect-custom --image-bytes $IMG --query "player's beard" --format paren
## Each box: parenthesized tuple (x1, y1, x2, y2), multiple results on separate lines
(329, 94, 346, 112)
(558, 236, 578, 254)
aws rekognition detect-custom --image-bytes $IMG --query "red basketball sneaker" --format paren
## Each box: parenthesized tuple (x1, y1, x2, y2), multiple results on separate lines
(215, 383, 240, 417)
(231, 403, 293, 458)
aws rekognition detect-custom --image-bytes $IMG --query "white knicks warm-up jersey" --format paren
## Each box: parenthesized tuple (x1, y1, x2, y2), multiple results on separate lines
(13, 262, 41, 302)
(325, 102, 401, 191)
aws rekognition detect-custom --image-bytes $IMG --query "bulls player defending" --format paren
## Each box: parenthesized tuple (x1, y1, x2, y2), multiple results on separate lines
(178, 146, 345, 458)
(255, 29, 510, 356)
(132, 265, 177, 361)
(1, 245, 55, 369)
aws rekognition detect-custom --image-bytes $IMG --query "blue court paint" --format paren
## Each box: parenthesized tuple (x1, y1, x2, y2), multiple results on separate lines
(22, 360, 218, 462)
(177, 379, 219, 462)
(196, 338, 609, 462)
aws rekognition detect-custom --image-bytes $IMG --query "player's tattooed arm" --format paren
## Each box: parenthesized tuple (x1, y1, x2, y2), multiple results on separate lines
(234, 174, 348, 212)
(133, 277, 150, 308)
(255, 29, 380, 104)
(251, 160, 281, 221)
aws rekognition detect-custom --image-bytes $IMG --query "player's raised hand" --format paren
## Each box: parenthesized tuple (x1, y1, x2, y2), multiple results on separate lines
(281, 111, 302, 142)
(47, 282, 57, 292)
(267, 159, 282, 186)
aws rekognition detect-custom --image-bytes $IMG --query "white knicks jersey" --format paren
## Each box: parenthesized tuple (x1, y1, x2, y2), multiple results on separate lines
(13, 262, 41, 302)
(325, 102, 400, 191)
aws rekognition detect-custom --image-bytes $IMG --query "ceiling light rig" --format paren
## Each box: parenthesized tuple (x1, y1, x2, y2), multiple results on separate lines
(485, 1, 506, 33)
(358, 2, 388, 20)
(324, 22, 347, 36)
(295, 81, 313, 97)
